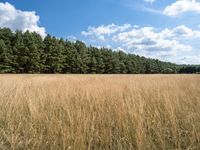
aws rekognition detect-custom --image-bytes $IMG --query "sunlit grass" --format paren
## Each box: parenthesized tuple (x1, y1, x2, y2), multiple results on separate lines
(0, 75, 200, 149)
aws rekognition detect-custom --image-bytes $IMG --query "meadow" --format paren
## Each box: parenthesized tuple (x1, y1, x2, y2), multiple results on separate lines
(0, 75, 200, 150)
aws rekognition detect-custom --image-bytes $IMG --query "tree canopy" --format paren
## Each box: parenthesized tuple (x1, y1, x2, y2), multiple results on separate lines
(0, 28, 199, 74)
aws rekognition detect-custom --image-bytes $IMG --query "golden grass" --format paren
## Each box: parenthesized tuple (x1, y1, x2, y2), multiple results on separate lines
(0, 75, 200, 150)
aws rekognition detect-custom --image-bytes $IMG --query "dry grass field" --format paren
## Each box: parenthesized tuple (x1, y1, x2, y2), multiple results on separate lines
(0, 75, 200, 150)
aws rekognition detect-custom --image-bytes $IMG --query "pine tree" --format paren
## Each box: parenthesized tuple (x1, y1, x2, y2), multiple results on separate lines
(0, 40, 14, 73)
(0, 28, 15, 73)
(44, 35, 64, 73)
(22, 31, 45, 73)
(12, 30, 28, 73)
(89, 56, 97, 73)
(75, 41, 89, 73)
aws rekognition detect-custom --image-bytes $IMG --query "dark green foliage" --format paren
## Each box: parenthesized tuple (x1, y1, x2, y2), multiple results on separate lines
(0, 28, 198, 74)
(0, 28, 15, 73)
(43, 35, 65, 73)
(74, 41, 89, 73)
(178, 65, 200, 74)
(0, 39, 13, 73)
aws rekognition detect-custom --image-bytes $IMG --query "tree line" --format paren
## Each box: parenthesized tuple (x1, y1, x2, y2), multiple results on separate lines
(178, 65, 200, 74)
(0, 28, 199, 74)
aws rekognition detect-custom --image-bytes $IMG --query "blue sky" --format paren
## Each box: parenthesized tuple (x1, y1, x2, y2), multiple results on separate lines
(0, 0, 200, 64)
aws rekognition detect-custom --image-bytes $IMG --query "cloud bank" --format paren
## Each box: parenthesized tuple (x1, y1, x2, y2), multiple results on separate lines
(0, 2, 46, 37)
(82, 24, 200, 64)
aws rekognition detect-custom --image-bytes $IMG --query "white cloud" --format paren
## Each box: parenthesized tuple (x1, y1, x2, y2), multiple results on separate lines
(114, 47, 127, 53)
(81, 24, 131, 41)
(143, 7, 162, 14)
(81, 24, 200, 64)
(144, 0, 155, 3)
(67, 35, 77, 42)
(177, 55, 200, 64)
(163, 0, 200, 17)
(161, 25, 200, 38)
(112, 26, 192, 58)
(0, 2, 46, 37)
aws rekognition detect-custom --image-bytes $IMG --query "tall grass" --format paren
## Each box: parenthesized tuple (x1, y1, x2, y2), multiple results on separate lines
(0, 75, 200, 149)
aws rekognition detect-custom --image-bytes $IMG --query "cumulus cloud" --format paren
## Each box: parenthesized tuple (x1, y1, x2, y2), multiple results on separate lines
(161, 25, 200, 39)
(112, 26, 192, 58)
(81, 24, 131, 41)
(0, 2, 46, 37)
(163, 0, 200, 17)
(81, 24, 200, 64)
